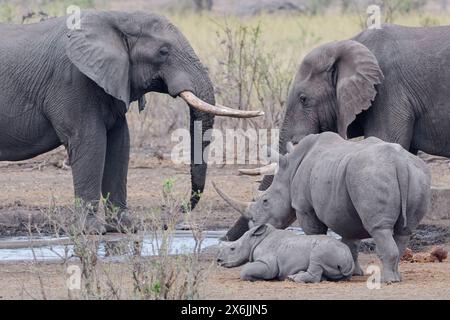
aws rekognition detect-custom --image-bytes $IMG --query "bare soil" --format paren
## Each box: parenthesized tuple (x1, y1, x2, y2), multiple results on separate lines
(0, 250, 449, 300)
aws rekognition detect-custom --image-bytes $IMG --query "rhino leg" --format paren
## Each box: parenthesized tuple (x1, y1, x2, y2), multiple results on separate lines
(341, 238, 364, 276)
(287, 263, 323, 283)
(393, 234, 410, 281)
(371, 228, 401, 283)
(240, 261, 276, 281)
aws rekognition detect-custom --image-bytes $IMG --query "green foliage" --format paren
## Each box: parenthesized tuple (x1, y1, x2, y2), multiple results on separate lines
(419, 15, 441, 27)
(0, 4, 14, 22)
(163, 178, 175, 195)
(150, 281, 162, 295)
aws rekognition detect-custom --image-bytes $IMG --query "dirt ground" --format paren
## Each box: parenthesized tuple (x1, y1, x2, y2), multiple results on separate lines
(0, 148, 259, 233)
(0, 149, 450, 299)
(0, 250, 449, 300)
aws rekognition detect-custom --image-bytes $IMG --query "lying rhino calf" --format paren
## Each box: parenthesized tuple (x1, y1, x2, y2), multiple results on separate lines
(217, 224, 354, 283)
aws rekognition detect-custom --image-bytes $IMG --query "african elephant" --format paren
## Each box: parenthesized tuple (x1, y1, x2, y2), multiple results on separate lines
(214, 132, 431, 282)
(226, 24, 450, 241)
(0, 11, 262, 233)
(217, 223, 354, 283)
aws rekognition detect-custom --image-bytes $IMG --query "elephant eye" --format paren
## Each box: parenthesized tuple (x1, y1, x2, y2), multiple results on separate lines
(159, 46, 169, 56)
(299, 94, 307, 105)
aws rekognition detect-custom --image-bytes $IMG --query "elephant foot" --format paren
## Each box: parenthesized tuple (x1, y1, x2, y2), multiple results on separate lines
(105, 211, 138, 234)
(84, 215, 107, 235)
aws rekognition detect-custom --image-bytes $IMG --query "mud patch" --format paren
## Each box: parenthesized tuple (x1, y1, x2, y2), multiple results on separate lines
(359, 223, 450, 253)
(409, 224, 450, 250)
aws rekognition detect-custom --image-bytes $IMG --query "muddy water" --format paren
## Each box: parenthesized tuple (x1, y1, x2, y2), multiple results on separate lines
(0, 231, 225, 262)
(0, 228, 340, 262)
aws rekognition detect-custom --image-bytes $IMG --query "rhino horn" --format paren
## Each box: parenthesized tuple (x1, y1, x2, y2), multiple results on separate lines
(212, 181, 252, 219)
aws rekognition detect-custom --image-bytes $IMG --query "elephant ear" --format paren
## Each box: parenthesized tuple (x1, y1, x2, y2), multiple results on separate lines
(66, 11, 140, 110)
(333, 40, 384, 138)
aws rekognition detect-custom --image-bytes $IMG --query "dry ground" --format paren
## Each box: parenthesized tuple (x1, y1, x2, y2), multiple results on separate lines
(0, 250, 449, 300)
(0, 150, 450, 299)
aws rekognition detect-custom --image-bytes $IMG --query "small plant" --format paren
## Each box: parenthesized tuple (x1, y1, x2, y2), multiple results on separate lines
(22, 177, 210, 300)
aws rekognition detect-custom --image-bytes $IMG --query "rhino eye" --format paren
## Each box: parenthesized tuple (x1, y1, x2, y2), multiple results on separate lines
(230, 247, 235, 251)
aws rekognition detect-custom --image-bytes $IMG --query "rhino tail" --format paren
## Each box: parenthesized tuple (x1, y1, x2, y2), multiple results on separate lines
(396, 159, 409, 229)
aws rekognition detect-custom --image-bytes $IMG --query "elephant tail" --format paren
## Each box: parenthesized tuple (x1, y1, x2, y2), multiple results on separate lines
(396, 158, 409, 229)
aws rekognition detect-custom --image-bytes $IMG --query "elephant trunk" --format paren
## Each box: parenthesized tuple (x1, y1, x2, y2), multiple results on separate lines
(188, 74, 215, 211)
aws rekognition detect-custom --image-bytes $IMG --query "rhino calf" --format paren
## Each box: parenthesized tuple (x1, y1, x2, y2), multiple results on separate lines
(217, 224, 354, 283)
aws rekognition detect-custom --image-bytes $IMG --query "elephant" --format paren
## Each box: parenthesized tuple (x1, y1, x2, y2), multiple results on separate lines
(214, 132, 431, 282)
(217, 223, 354, 283)
(0, 11, 262, 234)
(225, 24, 450, 241)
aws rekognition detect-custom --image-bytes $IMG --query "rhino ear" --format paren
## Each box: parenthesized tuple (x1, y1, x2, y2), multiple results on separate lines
(331, 40, 384, 138)
(263, 145, 288, 169)
(286, 142, 295, 153)
(66, 11, 140, 110)
(251, 224, 268, 237)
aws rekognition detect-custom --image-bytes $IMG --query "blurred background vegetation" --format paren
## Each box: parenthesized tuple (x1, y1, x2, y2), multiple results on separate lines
(1, 0, 449, 155)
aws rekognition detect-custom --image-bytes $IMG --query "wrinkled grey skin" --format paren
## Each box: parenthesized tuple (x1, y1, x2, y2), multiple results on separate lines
(227, 24, 450, 240)
(217, 224, 354, 283)
(0, 11, 215, 231)
(219, 132, 431, 282)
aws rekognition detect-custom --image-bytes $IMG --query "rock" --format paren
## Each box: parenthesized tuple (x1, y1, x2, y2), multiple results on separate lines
(401, 246, 448, 263)
(429, 187, 450, 220)
(430, 246, 448, 262)
(401, 248, 414, 262)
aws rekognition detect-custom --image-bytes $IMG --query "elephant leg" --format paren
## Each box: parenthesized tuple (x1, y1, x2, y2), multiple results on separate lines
(67, 121, 107, 235)
(341, 238, 364, 276)
(100, 119, 134, 233)
(298, 210, 328, 235)
(222, 216, 250, 241)
(371, 228, 401, 283)
(240, 261, 276, 281)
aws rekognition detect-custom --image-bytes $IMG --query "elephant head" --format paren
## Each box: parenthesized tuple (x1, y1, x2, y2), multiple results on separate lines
(260, 40, 384, 187)
(223, 40, 383, 240)
(65, 11, 263, 210)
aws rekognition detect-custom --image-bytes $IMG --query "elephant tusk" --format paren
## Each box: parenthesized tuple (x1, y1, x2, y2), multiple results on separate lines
(238, 163, 278, 176)
(212, 181, 252, 219)
(179, 91, 264, 118)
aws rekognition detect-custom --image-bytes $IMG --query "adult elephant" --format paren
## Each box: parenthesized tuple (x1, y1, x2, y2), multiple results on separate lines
(225, 24, 450, 241)
(0, 11, 262, 234)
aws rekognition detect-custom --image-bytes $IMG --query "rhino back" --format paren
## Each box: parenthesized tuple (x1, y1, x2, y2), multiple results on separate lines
(290, 133, 429, 238)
